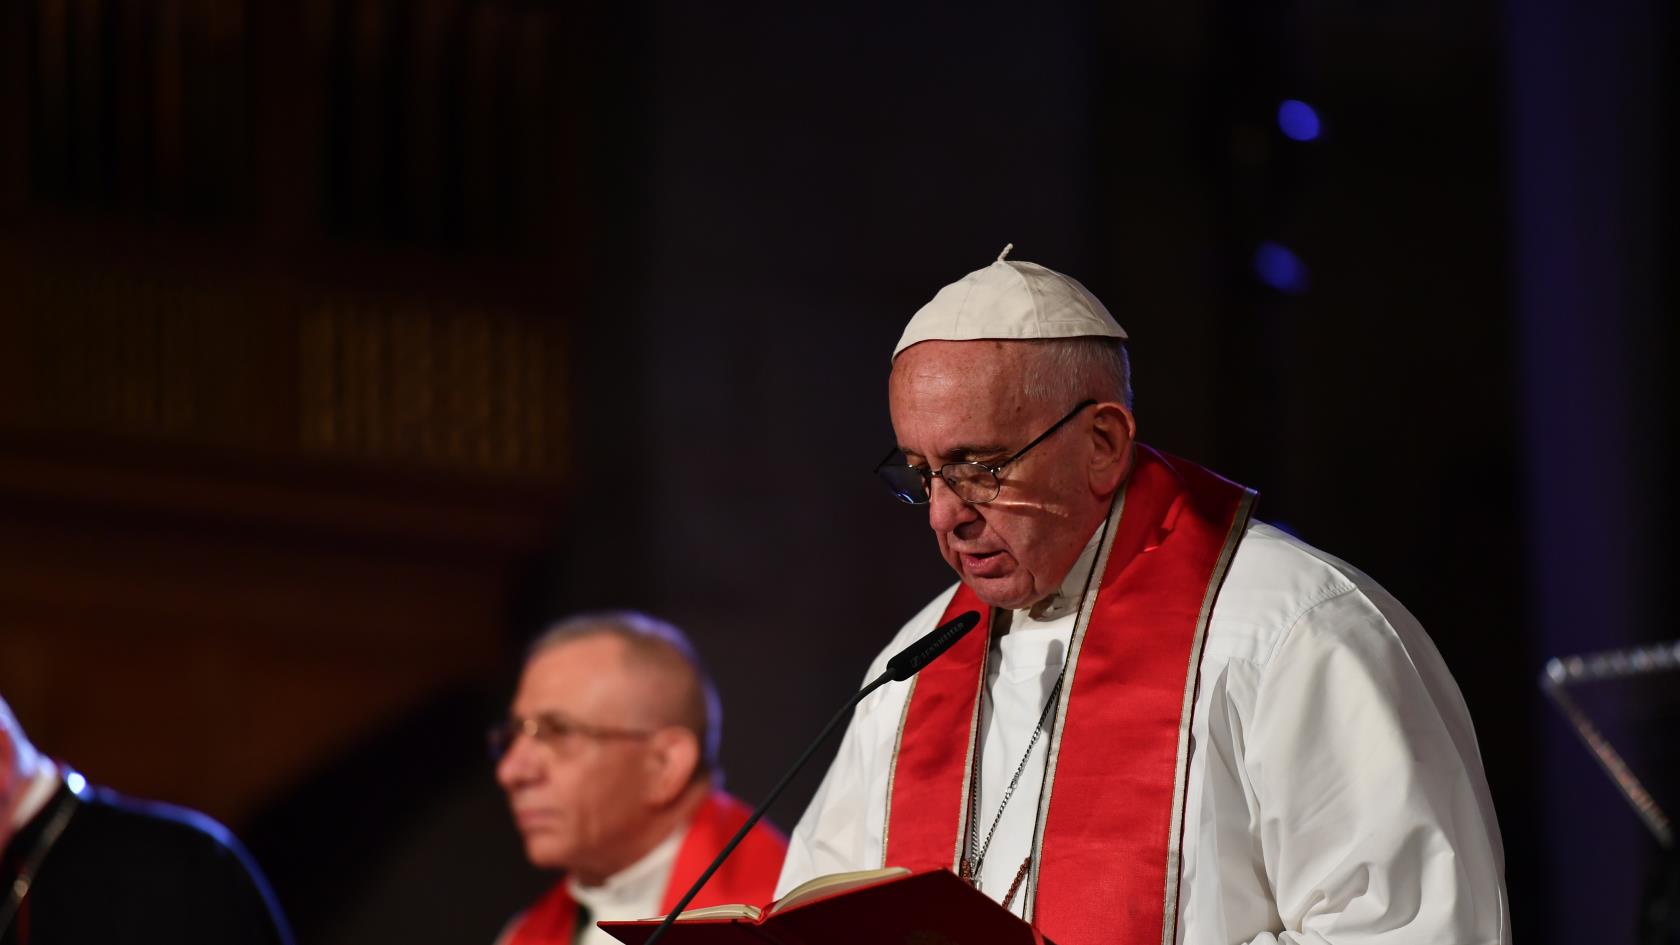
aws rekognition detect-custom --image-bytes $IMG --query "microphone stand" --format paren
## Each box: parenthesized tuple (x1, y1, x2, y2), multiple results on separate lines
(641, 610, 980, 945)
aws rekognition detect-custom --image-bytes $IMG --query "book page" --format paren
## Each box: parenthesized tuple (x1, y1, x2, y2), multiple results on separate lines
(657, 903, 763, 922)
(767, 866, 912, 916)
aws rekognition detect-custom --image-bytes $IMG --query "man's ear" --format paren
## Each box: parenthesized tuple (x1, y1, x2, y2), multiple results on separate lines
(643, 727, 702, 806)
(1088, 402, 1137, 495)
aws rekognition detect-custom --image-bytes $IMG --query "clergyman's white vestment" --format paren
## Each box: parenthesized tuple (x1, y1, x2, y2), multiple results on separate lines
(777, 522, 1510, 945)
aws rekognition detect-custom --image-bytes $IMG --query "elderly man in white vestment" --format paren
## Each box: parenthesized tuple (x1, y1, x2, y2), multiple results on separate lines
(776, 247, 1510, 945)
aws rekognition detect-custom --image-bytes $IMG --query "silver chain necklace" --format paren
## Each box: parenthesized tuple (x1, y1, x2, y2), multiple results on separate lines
(957, 506, 1114, 910)
(960, 656, 1068, 895)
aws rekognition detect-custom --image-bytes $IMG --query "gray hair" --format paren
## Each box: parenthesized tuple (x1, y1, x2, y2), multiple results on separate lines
(528, 611, 722, 775)
(1020, 337, 1133, 410)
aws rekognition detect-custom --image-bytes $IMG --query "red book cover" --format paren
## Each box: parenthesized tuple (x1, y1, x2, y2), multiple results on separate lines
(599, 868, 1053, 945)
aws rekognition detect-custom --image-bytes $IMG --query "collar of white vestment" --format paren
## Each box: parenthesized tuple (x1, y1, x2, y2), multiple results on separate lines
(1016, 524, 1105, 626)
(565, 826, 684, 923)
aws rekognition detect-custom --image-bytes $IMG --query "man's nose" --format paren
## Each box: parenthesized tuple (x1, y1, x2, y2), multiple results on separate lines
(926, 475, 979, 533)
(496, 735, 541, 789)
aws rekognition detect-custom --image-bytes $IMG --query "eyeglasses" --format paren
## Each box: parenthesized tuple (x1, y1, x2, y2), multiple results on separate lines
(486, 712, 654, 761)
(874, 399, 1098, 506)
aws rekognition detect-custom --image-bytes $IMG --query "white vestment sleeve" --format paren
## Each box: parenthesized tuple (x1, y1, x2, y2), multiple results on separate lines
(1206, 584, 1509, 945)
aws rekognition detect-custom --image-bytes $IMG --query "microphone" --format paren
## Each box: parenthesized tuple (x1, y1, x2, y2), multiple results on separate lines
(641, 609, 982, 945)
(885, 609, 981, 680)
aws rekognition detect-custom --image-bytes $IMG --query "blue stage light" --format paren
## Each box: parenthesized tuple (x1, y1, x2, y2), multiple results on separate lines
(1253, 241, 1310, 294)
(1277, 99, 1321, 142)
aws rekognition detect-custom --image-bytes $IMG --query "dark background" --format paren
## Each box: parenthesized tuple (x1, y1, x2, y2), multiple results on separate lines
(0, 1, 1673, 943)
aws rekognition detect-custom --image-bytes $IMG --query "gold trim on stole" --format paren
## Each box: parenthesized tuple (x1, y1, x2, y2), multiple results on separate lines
(1157, 488, 1256, 945)
(879, 674, 919, 868)
(1023, 488, 1128, 921)
(951, 618, 993, 870)
(878, 590, 994, 871)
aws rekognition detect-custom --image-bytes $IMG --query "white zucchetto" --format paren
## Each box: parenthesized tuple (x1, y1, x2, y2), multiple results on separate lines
(892, 244, 1127, 360)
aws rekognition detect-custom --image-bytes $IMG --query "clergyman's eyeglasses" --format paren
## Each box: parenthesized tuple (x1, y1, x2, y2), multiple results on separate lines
(873, 400, 1098, 506)
(486, 712, 654, 761)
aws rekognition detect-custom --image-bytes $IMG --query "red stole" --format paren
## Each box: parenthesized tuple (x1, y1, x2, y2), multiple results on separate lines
(883, 446, 1255, 945)
(506, 790, 788, 945)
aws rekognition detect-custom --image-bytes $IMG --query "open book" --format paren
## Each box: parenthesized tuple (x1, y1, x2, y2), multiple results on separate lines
(598, 866, 1054, 945)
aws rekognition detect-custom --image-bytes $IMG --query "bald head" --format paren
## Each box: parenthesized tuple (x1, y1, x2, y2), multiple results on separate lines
(527, 611, 720, 775)
(499, 613, 723, 878)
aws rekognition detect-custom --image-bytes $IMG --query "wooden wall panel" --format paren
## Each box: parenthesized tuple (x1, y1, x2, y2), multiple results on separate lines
(0, 439, 563, 825)
(0, 0, 594, 837)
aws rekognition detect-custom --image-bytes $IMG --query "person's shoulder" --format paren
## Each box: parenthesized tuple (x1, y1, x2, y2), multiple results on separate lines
(1211, 521, 1414, 666)
(52, 784, 291, 943)
(77, 784, 276, 890)
(1229, 520, 1374, 587)
(82, 784, 241, 851)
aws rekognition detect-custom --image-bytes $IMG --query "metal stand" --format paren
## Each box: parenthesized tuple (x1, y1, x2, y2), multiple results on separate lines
(1541, 639, 1680, 943)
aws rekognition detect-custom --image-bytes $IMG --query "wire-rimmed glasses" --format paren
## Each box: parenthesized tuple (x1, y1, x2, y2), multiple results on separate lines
(486, 712, 655, 761)
(874, 399, 1098, 506)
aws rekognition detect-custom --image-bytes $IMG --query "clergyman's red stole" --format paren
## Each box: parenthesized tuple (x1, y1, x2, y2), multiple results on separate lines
(882, 446, 1255, 945)
(505, 791, 785, 945)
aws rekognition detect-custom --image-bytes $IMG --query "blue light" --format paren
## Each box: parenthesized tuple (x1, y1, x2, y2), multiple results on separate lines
(1253, 241, 1310, 294)
(1277, 99, 1321, 142)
